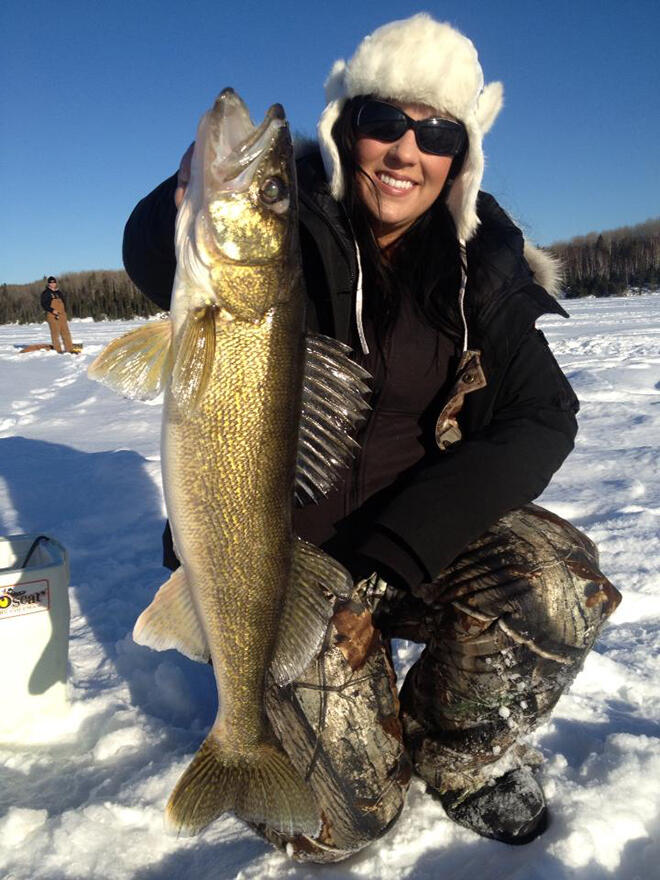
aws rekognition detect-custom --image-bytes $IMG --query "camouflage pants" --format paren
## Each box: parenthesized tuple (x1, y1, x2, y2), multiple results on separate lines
(256, 504, 621, 863)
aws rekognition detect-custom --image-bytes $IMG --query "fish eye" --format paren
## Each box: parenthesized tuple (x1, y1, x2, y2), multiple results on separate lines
(259, 176, 287, 205)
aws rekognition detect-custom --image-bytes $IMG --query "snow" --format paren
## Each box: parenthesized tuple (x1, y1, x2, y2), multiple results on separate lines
(0, 294, 658, 879)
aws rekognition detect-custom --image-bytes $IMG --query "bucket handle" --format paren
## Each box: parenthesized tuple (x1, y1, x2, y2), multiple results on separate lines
(19, 535, 51, 569)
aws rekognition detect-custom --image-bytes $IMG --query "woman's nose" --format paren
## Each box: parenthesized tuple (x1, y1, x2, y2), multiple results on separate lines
(386, 128, 419, 163)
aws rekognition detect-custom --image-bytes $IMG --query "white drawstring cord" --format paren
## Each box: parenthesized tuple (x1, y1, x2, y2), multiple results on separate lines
(354, 238, 467, 357)
(458, 242, 468, 352)
(354, 238, 369, 355)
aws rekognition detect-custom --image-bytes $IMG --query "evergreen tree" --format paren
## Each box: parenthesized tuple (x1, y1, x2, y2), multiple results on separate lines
(0, 270, 163, 323)
(551, 218, 659, 298)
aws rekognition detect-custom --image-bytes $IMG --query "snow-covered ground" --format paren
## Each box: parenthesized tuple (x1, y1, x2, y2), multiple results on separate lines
(0, 294, 658, 880)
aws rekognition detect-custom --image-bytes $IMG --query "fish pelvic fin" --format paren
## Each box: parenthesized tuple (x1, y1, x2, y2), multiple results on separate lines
(87, 319, 173, 399)
(296, 333, 371, 503)
(165, 731, 320, 837)
(133, 566, 210, 663)
(270, 539, 352, 686)
(171, 304, 216, 411)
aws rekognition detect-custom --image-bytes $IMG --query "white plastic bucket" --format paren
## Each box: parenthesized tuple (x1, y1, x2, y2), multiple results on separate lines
(0, 534, 70, 739)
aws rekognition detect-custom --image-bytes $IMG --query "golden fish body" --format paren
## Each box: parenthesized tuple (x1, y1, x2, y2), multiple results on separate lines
(163, 297, 304, 749)
(89, 90, 337, 836)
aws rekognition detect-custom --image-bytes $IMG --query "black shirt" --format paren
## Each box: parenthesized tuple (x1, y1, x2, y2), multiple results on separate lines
(294, 288, 456, 553)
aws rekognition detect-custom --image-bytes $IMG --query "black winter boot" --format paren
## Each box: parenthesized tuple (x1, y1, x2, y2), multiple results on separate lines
(436, 768, 548, 845)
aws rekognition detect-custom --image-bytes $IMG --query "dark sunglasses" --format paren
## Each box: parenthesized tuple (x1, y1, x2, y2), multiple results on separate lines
(355, 100, 466, 157)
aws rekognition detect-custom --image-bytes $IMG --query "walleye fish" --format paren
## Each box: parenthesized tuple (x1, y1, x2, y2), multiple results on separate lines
(88, 89, 369, 837)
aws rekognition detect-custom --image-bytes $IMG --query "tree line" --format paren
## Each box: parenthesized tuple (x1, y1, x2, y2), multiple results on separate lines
(2, 216, 659, 323)
(549, 217, 659, 299)
(0, 270, 162, 324)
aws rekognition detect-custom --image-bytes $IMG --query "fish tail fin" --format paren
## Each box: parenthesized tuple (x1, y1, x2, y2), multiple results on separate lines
(165, 730, 319, 836)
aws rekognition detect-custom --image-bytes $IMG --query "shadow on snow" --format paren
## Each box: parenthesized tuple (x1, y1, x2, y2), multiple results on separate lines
(0, 435, 215, 730)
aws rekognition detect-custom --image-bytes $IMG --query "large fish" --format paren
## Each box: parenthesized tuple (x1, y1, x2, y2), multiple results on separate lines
(88, 89, 369, 837)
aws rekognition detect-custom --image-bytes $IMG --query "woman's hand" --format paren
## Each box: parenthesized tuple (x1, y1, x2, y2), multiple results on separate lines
(174, 142, 195, 208)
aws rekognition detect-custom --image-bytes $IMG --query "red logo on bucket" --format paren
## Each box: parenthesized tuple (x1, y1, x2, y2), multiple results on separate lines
(0, 579, 50, 619)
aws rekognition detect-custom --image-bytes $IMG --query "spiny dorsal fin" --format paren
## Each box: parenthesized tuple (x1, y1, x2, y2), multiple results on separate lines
(171, 305, 217, 411)
(87, 320, 173, 400)
(296, 334, 371, 503)
(270, 538, 352, 686)
(133, 566, 210, 663)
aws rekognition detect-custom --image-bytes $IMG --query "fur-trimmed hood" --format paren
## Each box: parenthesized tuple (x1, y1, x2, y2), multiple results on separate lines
(523, 242, 562, 298)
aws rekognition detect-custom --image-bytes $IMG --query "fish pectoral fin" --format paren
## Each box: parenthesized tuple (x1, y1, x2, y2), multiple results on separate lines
(171, 305, 216, 411)
(87, 319, 173, 399)
(270, 538, 352, 686)
(133, 566, 210, 662)
(165, 730, 319, 837)
(296, 333, 371, 503)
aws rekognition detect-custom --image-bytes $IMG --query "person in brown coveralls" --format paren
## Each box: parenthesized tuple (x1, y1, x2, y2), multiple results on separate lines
(41, 276, 74, 353)
(122, 13, 622, 862)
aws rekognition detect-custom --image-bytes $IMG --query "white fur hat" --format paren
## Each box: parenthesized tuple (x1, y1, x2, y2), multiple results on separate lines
(318, 13, 504, 243)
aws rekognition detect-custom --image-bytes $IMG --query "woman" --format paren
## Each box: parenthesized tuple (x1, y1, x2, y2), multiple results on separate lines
(124, 14, 620, 861)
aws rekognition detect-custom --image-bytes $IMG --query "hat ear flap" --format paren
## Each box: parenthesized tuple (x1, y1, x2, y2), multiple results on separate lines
(319, 60, 348, 201)
(446, 124, 483, 244)
(317, 99, 345, 201)
(475, 81, 503, 134)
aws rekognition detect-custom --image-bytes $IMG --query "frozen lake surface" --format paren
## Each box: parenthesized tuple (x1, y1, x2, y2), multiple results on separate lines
(0, 294, 658, 879)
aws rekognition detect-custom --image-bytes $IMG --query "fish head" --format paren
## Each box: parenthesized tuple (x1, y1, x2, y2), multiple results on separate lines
(175, 88, 298, 324)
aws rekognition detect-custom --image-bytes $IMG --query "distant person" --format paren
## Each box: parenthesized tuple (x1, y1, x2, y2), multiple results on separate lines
(41, 276, 74, 353)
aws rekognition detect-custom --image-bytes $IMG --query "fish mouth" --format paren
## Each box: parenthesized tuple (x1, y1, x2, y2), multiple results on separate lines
(202, 88, 288, 191)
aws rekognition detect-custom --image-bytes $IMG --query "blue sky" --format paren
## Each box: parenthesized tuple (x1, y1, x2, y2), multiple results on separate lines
(1, 0, 658, 284)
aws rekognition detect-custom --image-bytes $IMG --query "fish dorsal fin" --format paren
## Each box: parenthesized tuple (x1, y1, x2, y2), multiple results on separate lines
(87, 320, 173, 400)
(296, 334, 371, 503)
(133, 566, 210, 663)
(270, 538, 352, 686)
(171, 305, 217, 411)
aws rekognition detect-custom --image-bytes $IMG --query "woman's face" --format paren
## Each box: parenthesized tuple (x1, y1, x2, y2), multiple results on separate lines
(354, 101, 454, 248)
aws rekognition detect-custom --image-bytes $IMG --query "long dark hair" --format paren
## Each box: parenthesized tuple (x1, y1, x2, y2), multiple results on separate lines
(332, 96, 466, 344)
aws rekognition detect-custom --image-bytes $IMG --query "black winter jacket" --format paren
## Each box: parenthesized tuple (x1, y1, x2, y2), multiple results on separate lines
(123, 152, 579, 589)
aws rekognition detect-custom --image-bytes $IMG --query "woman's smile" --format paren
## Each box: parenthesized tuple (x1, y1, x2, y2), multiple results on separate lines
(375, 171, 417, 193)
